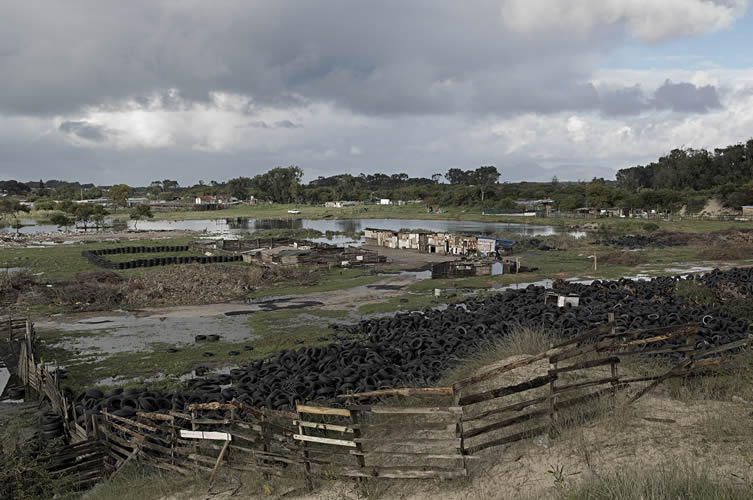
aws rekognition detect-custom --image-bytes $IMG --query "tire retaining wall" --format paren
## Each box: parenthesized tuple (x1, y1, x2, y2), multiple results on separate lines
(81, 245, 242, 270)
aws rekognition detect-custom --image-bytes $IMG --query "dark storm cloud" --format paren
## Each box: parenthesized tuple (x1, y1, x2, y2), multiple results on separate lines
(653, 80, 722, 113)
(0, 1, 616, 117)
(597, 81, 723, 116)
(58, 121, 110, 142)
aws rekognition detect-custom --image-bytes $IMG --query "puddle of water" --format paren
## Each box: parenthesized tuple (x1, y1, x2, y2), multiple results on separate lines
(0, 267, 26, 275)
(377, 270, 432, 280)
(663, 265, 714, 274)
(94, 364, 242, 388)
(6, 217, 587, 239)
(38, 314, 258, 360)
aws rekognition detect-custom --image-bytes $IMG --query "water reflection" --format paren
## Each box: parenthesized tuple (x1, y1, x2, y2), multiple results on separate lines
(3, 217, 585, 239)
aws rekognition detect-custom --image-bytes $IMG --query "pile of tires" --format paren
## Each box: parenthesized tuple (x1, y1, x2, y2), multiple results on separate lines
(67, 267, 753, 414)
(39, 413, 64, 443)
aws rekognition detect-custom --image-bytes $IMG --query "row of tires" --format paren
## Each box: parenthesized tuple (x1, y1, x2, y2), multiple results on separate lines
(66, 267, 753, 416)
(89, 245, 190, 255)
(82, 250, 242, 269)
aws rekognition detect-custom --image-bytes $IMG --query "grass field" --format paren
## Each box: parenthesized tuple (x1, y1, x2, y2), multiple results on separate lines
(0, 237, 195, 280)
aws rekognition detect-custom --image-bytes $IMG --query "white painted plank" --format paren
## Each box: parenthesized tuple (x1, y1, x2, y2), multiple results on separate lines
(180, 430, 232, 441)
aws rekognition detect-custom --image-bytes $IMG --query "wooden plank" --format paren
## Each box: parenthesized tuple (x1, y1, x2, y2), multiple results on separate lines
(694, 337, 751, 358)
(337, 387, 454, 399)
(549, 356, 619, 375)
(551, 323, 613, 349)
(357, 406, 462, 415)
(186, 402, 237, 411)
(692, 358, 721, 368)
(349, 450, 479, 460)
(229, 445, 301, 465)
(459, 374, 555, 406)
(108, 447, 139, 480)
(600, 323, 699, 340)
(462, 395, 550, 423)
(605, 328, 697, 348)
(464, 424, 550, 455)
(628, 358, 693, 404)
(136, 411, 174, 422)
(462, 407, 551, 439)
(605, 345, 695, 356)
(104, 412, 158, 433)
(552, 377, 618, 394)
(180, 430, 232, 441)
(296, 404, 351, 417)
(453, 349, 562, 391)
(106, 421, 146, 442)
(293, 420, 356, 433)
(293, 434, 357, 448)
(209, 439, 231, 485)
(354, 437, 461, 446)
(191, 418, 232, 425)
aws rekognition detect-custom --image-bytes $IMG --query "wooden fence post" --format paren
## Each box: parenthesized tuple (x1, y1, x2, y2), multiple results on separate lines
(350, 408, 366, 480)
(295, 404, 314, 491)
(607, 313, 618, 411)
(452, 387, 468, 475)
(548, 343, 558, 437)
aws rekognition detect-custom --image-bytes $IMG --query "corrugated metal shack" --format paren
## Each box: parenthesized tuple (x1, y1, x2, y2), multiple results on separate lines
(364, 227, 398, 248)
(367, 228, 516, 257)
(431, 260, 496, 279)
(242, 245, 386, 268)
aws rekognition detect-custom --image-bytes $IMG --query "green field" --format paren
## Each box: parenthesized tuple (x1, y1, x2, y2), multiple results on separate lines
(0, 237, 199, 280)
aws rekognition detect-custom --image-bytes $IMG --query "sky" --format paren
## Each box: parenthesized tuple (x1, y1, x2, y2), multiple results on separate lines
(2, 0, 753, 186)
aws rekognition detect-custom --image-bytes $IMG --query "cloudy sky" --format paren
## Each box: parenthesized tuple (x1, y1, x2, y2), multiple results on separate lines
(2, 1, 753, 185)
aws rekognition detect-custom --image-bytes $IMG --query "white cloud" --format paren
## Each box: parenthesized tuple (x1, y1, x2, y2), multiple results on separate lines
(501, 0, 748, 42)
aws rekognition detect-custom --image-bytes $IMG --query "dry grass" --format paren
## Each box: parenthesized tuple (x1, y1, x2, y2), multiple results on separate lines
(558, 463, 753, 500)
(698, 242, 753, 260)
(598, 251, 646, 266)
(438, 324, 560, 386)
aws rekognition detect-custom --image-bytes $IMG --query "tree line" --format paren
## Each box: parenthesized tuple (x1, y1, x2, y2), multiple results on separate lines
(5, 138, 753, 214)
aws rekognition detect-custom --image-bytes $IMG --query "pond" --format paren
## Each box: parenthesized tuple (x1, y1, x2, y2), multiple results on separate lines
(3, 217, 586, 241)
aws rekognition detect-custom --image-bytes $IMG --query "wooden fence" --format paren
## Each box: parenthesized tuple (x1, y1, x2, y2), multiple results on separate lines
(14, 317, 750, 490)
(4, 315, 30, 342)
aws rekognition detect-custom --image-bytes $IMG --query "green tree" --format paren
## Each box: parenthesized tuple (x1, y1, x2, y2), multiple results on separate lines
(473, 165, 501, 203)
(109, 184, 132, 208)
(251, 166, 303, 203)
(33, 198, 56, 211)
(83, 187, 103, 199)
(50, 213, 73, 230)
(227, 177, 253, 200)
(130, 204, 153, 230)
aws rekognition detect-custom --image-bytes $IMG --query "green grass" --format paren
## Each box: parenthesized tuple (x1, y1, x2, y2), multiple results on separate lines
(248, 267, 384, 297)
(0, 237, 195, 280)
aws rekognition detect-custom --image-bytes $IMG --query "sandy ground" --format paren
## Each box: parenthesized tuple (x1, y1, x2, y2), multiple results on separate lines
(155, 357, 753, 500)
(362, 244, 456, 272)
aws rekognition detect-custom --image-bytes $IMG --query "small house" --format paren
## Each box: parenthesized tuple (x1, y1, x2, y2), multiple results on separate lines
(743, 206, 753, 218)
(364, 228, 398, 248)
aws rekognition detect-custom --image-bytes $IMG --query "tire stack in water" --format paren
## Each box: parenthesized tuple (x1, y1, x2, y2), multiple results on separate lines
(66, 267, 753, 415)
